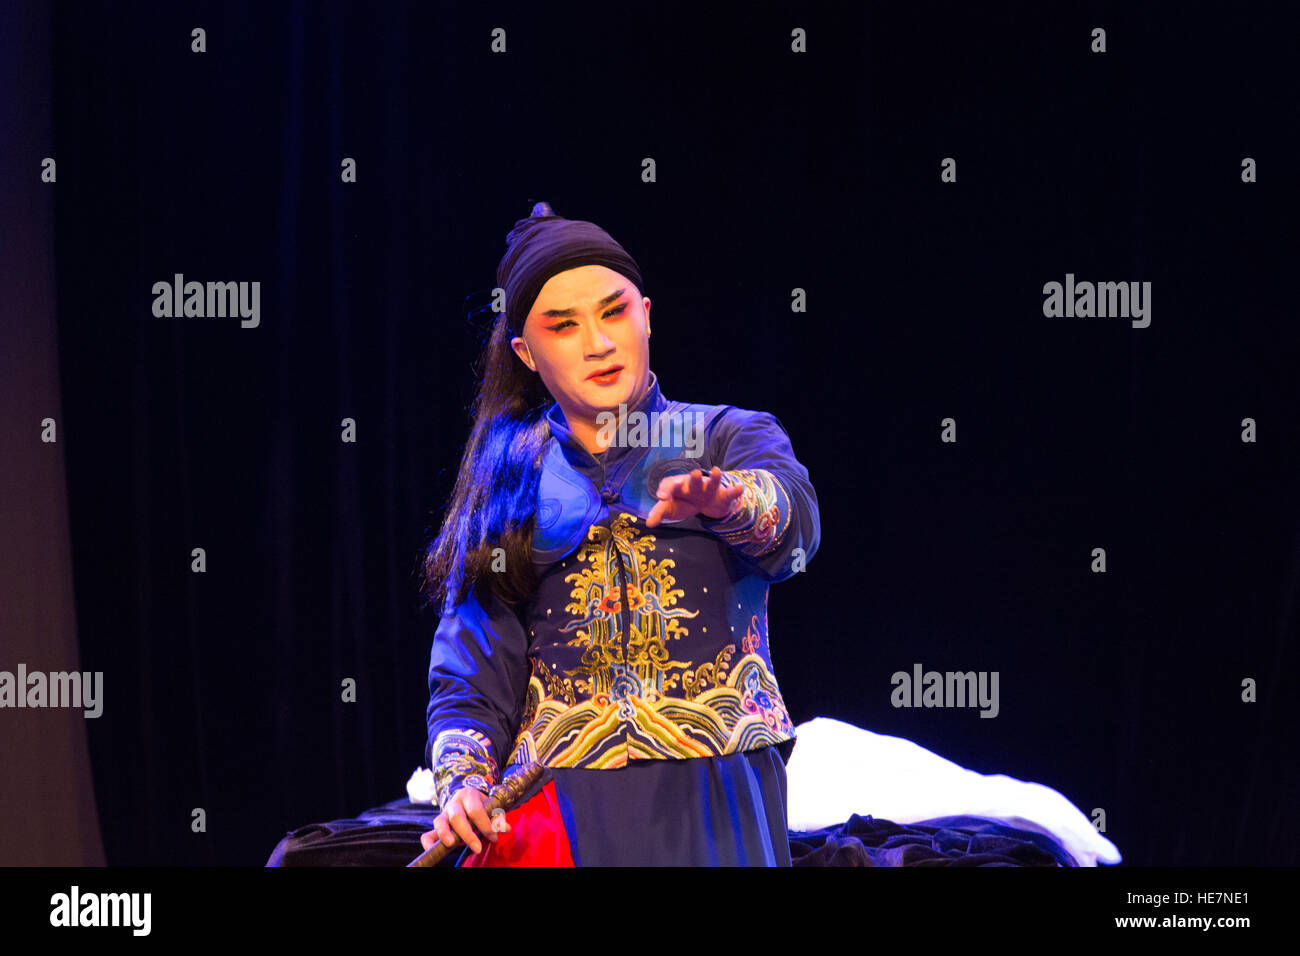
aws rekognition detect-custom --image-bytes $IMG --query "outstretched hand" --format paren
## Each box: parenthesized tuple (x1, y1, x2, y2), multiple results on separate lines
(645, 466, 745, 528)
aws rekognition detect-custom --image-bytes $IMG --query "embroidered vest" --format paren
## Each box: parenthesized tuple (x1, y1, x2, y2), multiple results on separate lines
(502, 400, 797, 772)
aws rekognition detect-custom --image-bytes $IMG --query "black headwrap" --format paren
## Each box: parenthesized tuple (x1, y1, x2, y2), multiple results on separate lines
(496, 201, 645, 336)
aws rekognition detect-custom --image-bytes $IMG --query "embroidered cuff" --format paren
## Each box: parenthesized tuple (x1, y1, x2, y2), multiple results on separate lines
(698, 468, 791, 558)
(431, 728, 498, 808)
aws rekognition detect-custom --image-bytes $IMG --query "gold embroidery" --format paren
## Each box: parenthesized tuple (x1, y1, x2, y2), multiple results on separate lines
(681, 643, 735, 697)
(508, 514, 796, 770)
(705, 468, 791, 556)
(557, 514, 699, 699)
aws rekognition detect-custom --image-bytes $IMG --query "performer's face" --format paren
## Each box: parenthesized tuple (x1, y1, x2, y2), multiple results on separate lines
(511, 264, 652, 425)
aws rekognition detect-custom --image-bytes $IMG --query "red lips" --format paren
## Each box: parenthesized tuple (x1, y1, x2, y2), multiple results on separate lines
(587, 364, 624, 380)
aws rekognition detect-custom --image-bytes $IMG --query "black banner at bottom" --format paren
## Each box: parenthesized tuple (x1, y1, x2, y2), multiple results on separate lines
(0, 865, 1285, 941)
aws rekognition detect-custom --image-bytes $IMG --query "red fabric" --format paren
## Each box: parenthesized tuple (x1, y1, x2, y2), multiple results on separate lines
(459, 780, 574, 867)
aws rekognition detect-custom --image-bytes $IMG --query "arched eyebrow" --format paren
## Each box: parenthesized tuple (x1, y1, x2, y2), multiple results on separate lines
(539, 288, 626, 318)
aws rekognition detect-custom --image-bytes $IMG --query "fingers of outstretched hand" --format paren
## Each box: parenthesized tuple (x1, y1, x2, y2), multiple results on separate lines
(648, 474, 685, 527)
(649, 468, 736, 526)
(657, 467, 716, 502)
(694, 467, 731, 501)
(655, 473, 684, 501)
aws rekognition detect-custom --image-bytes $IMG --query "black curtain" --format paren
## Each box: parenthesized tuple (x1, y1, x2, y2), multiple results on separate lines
(2, 0, 1295, 866)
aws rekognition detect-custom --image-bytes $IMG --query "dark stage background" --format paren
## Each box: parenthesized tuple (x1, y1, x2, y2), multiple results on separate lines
(2, 0, 1297, 867)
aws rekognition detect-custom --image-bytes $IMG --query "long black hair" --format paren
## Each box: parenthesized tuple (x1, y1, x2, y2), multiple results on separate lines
(418, 285, 553, 615)
(420, 197, 643, 614)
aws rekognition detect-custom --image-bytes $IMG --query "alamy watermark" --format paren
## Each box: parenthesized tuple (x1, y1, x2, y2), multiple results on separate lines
(1042, 273, 1151, 328)
(50, 886, 150, 936)
(151, 274, 260, 328)
(891, 662, 999, 718)
(595, 404, 705, 457)
(0, 664, 103, 718)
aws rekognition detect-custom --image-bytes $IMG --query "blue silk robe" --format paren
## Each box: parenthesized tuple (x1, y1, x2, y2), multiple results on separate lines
(425, 371, 820, 864)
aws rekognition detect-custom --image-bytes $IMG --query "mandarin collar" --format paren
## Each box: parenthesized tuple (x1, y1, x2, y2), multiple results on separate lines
(545, 370, 668, 469)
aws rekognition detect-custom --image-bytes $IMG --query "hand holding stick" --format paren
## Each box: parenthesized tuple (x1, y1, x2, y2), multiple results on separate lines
(406, 762, 545, 867)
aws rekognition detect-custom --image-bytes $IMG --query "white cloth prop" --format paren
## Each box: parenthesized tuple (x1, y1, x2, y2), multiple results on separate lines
(785, 717, 1122, 866)
(405, 767, 435, 804)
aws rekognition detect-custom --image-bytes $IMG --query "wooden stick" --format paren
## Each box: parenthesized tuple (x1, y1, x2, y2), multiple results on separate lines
(406, 762, 545, 867)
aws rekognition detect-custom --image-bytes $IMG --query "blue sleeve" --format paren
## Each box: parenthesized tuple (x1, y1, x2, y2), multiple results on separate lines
(424, 582, 531, 808)
(697, 407, 821, 583)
